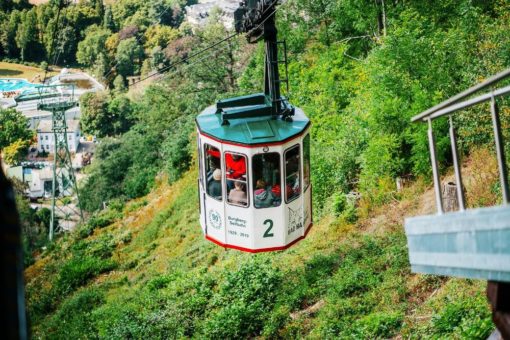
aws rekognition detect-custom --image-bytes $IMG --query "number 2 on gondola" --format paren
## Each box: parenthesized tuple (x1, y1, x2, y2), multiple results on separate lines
(263, 219, 274, 238)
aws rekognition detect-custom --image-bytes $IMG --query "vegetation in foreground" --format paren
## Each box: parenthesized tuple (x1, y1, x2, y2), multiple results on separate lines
(25, 150, 495, 338)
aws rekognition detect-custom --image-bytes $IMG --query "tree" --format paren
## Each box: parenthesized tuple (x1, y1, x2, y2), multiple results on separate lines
(118, 24, 138, 40)
(149, 46, 166, 70)
(115, 37, 144, 76)
(15, 9, 39, 61)
(162, 116, 193, 183)
(108, 95, 134, 134)
(0, 109, 33, 152)
(3, 10, 22, 57)
(76, 25, 112, 67)
(0, 0, 30, 12)
(93, 53, 109, 82)
(3, 139, 30, 165)
(80, 92, 135, 137)
(103, 5, 115, 30)
(188, 22, 242, 93)
(93, 0, 105, 22)
(53, 25, 78, 64)
(144, 25, 179, 51)
(112, 75, 126, 93)
(36, 208, 51, 234)
(79, 92, 109, 137)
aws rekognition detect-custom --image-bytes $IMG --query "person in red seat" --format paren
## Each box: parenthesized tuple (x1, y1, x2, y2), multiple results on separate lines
(271, 184, 281, 197)
(206, 149, 246, 179)
(225, 154, 246, 179)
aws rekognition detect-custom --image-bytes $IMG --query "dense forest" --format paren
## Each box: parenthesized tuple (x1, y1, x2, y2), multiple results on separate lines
(8, 0, 510, 337)
(76, 0, 510, 216)
(0, 0, 196, 84)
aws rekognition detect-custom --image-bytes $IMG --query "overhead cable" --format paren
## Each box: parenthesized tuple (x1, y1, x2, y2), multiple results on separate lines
(129, 0, 286, 88)
(43, 0, 67, 83)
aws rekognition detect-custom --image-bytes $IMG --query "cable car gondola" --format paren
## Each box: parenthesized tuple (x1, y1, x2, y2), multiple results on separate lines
(196, 0, 312, 252)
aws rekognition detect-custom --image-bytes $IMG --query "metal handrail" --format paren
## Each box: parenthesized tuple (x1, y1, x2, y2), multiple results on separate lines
(413, 68, 510, 214)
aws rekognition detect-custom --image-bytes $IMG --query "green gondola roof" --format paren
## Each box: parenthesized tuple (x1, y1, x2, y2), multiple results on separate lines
(196, 105, 310, 146)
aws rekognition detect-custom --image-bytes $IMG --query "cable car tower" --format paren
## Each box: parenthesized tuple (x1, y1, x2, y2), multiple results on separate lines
(196, 0, 312, 252)
(37, 85, 83, 240)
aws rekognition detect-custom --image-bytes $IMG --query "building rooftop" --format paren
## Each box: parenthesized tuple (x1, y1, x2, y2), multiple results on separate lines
(37, 119, 80, 133)
(185, 0, 238, 29)
(33, 167, 53, 181)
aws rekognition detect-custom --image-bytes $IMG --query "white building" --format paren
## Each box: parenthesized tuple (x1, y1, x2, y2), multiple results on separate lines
(28, 167, 53, 199)
(37, 120, 81, 153)
(185, 0, 238, 30)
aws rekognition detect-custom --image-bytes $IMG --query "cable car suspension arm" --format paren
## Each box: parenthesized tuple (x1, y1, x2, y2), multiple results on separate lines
(217, 0, 294, 124)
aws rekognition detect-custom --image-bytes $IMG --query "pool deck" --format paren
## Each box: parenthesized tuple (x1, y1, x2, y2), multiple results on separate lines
(0, 78, 38, 99)
(0, 61, 56, 82)
(1, 70, 104, 131)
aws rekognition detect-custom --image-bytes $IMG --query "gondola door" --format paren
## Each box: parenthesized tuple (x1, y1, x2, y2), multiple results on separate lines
(202, 138, 227, 245)
(252, 147, 285, 250)
(302, 133, 312, 233)
(284, 143, 305, 245)
(198, 134, 206, 234)
(223, 149, 254, 250)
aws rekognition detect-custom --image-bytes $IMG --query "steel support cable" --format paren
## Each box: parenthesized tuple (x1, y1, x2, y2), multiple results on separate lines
(51, 2, 71, 70)
(129, 0, 287, 88)
(43, 0, 66, 83)
(128, 32, 240, 87)
(129, 45, 229, 89)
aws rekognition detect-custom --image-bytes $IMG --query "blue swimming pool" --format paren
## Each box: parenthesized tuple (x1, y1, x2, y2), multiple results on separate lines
(0, 78, 38, 92)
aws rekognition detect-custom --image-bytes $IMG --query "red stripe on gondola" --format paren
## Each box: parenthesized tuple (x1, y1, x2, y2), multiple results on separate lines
(205, 222, 313, 253)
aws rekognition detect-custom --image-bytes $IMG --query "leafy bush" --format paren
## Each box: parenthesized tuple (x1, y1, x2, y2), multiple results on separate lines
(87, 234, 116, 259)
(331, 192, 358, 222)
(348, 311, 403, 338)
(162, 116, 194, 183)
(55, 257, 116, 295)
(201, 259, 283, 338)
(147, 274, 174, 292)
(87, 213, 114, 229)
(43, 288, 105, 338)
(126, 199, 148, 212)
(432, 302, 468, 334)
(304, 253, 341, 290)
(431, 296, 492, 338)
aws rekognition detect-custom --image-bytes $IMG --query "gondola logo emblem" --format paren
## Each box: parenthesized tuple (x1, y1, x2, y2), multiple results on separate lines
(208, 210, 222, 229)
(288, 207, 303, 235)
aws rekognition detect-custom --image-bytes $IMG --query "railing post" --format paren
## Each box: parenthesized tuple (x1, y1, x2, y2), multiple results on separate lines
(490, 95, 510, 204)
(449, 116, 466, 211)
(428, 118, 444, 214)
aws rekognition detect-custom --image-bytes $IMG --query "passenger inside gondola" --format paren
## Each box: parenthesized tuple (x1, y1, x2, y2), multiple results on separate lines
(226, 154, 246, 179)
(252, 153, 282, 208)
(254, 179, 279, 208)
(225, 152, 248, 206)
(204, 144, 222, 200)
(208, 169, 222, 200)
(228, 181, 247, 206)
(285, 145, 301, 202)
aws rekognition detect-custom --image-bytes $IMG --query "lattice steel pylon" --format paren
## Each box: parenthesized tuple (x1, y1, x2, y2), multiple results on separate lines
(37, 85, 83, 240)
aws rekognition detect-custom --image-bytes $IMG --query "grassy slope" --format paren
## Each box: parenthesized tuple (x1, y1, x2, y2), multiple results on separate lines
(0, 62, 57, 82)
(25, 151, 496, 338)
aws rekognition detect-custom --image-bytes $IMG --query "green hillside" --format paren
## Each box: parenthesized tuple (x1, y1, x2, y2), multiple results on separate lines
(12, 0, 510, 338)
(25, 148, 497, 338)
